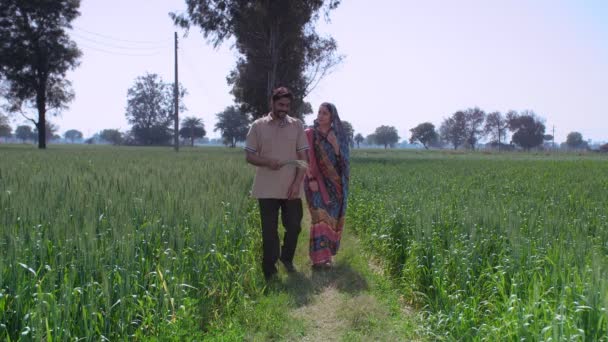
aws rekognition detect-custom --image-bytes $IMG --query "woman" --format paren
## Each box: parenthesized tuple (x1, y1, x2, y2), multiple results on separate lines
(304, 103, 350, 269)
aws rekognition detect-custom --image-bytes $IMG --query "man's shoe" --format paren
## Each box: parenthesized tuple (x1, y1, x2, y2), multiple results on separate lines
(280, 259, 297, 273)
(263, 265, 278, 281)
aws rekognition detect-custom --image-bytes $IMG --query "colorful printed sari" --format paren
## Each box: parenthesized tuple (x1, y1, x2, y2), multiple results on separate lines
(304, 103, 350, 265)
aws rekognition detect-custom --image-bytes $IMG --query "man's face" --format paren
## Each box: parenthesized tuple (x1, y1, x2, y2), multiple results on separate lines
(272, 97, 291, 119)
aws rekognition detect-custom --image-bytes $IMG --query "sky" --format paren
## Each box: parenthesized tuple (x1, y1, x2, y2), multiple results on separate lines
(11, 0, 608, 143)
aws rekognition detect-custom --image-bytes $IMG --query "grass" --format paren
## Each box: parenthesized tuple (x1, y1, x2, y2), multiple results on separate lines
(348, 149, 608, 340)
(204, 206, 421, 341)
(0, 146, 264, 340)
(2, 144, 606, 340)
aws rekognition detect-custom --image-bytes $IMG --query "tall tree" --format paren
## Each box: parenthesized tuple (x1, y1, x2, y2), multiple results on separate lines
(0, 0, 82, 149)
(341, 120, 354, 148)
(179, 116, 206, 146)
(172, 0, 343, 120)
(15, 125, 34, 142)
(440, 111, 467, 150)
(507, 111, 546, 151)
(365, 133, 376, 146)
(484, 111, 513, 150)
(565, 131, 588, 150)
(463, 107, 486, 150)
(214, 106, 250, 148)
(0, 114, 11, 139)
(373, 125, 400, 149)
(125, 73, 186, 146)
(99, 129, 123, 145)
(409, 122, 438, 149)
(64, 129, 82, 143)
(354, 133, 364, 148)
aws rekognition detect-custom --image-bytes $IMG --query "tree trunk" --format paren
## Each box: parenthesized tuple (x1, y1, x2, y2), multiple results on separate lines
(497, 127, 501, 152)
(36, 93, 46, 149)
(267, 20, 279, 100)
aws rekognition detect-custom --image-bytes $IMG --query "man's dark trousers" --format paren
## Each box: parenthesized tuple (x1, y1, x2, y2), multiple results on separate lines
(258, 199, 303, 279)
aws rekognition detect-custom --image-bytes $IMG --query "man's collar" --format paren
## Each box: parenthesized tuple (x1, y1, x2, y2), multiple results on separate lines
(267, 112, 288, 127)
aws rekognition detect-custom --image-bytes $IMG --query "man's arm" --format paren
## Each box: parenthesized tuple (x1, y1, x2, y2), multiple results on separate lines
(245, 150, 282, 170)
(287, 150, 308, 199)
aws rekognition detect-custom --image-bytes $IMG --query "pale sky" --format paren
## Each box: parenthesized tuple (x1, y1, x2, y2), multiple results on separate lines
(15, 0, 608, 143)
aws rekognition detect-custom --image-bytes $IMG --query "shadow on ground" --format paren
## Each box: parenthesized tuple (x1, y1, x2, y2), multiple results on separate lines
(271, 261, 369, 307)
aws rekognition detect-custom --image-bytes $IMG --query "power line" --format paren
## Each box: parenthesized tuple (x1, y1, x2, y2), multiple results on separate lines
(71, 31, 169, 51)
(180, 48, 215, 99)
(72, 25, 172, 45)
(75, 41, 166, 57)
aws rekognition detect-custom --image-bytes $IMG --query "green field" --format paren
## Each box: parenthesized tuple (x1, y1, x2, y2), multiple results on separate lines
(349, 150, 608, 340)
(0, 146, 262, 340)
(1, 146, 607, 340)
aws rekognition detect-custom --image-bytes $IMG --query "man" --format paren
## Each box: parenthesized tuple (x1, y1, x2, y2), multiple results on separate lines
(245, 87, 309, 280)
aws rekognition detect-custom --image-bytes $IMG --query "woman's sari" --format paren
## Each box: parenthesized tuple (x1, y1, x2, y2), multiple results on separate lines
(304, 103, 350, 265)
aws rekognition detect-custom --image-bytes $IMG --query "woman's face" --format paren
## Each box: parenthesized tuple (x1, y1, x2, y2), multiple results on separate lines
(317, 105, 332, 126)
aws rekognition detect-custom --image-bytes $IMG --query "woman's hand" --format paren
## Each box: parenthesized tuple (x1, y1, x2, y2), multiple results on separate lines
(308, 180, 319, 192)
(327, 132, 340, 155)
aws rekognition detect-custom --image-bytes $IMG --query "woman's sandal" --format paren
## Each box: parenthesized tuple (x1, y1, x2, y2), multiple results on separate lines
(311, 261, 333, 271)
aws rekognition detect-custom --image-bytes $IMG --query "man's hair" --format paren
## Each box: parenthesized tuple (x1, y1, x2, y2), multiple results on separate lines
(271, 87, 293, 102)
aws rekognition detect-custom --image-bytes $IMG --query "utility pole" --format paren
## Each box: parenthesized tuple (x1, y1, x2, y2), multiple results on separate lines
(174, 32, 179, 152)
(552, 125, 555, 152)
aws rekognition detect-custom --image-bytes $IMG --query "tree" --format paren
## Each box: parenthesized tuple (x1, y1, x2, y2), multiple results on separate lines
(463, 107, 486, 149)
(0, 114, 11, 140)
(15, 125, 34, 142)
(365, 134, 376, 146)
(179, 117, 206, 146)
(341, 120, 354, 148)
(409, 122, 438, 149)
(64, 129, 83, 143)
(172, 0, 343, 120)
(0, 0, 82, 149)
(440, 111, 467, 149)
(354, 133, 364, 148)
(99, 129, 123, 145)
(373, 125, 400, 149)
(600, 143, 608, 153)
(214, 106, 250, 148)
(507, 111, 546, 151)
(565, 132, 588, 150)
(484, 111, 513, 150)
(33, 121, 59, 143)
(125, 73, 186, 146)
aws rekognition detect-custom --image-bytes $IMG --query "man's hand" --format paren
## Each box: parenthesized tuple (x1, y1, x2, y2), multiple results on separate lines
(267, 159, 282, 170)
(287, 182, 300, 200)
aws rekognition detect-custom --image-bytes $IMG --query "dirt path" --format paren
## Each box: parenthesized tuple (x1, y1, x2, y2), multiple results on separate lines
(269, 213, 420, 341)
(211, 212, 422, 341)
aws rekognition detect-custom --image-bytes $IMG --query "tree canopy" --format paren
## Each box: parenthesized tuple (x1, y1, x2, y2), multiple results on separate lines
(0, 0, 82, 148)
(125, 73, 186, 146)
(172, 0, 343, 119)
(409, 122, 438, 149)
(214, 106, 250, 148)
(373, 125, 400, 149)
(179, 117, 206, 146)
(508, 111, 546, 151)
